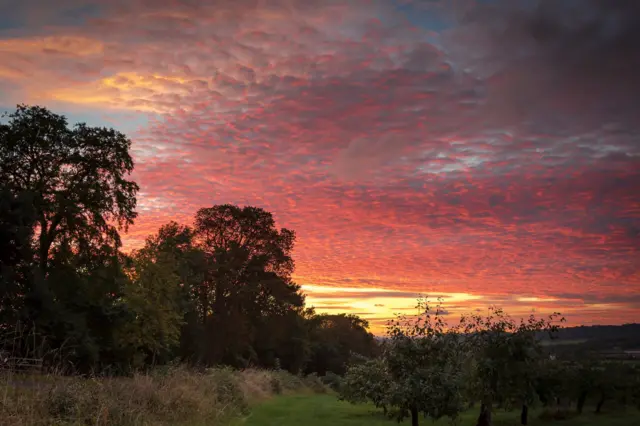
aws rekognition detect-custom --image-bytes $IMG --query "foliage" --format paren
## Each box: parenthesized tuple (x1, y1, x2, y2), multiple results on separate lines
(0, 105, 138, 372)
(305, 313, 379, 375)
(340, 299, 575, 426)
(460, 307, 564, 425)
(384, 297, 468, 425)
(0, 105, 377, 375)
(116, 250, 184, 368)
(321, 371, 343, 392)
(340, 357, 392, 413)
(340, 298, 469, 426)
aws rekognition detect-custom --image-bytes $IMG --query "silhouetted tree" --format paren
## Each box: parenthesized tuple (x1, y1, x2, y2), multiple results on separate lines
(305, 313, 378, 375)
(0, 105, 138, 277)
(193, 204, 304, 366)
(462, 308, 564, 426)
(0, 105, 137, 370)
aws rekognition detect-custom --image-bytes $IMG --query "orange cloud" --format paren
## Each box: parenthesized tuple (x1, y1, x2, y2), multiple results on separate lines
(48, 72, 195, 113)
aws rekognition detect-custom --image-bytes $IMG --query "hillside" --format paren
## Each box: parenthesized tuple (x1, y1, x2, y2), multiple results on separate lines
(542, 323, 640, 359)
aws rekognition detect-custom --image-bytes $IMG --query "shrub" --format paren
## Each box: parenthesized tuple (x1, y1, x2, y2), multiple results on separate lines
(321, 371, 342, 391)
(304, 373, 328, 394)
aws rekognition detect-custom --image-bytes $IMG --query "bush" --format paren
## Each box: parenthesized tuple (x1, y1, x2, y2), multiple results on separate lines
(209, 367, 249, 415)
(304, 373, 328, 394)
(321, 371, 342, 391)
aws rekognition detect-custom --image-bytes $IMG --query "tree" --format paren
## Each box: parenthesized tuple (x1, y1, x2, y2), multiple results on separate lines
(0, 105, 138, 370)
(305, 313, 378, 375)
(462, 308, 564, 426)
(340, 356, 392, 415)
(193, 204, 304, 366)
(384, 297, 468, 426)
(116, 249, 184, 368)
(0, 189, 36, 330)
(132, 221, 208, 364)
(0, 105, 138, 274)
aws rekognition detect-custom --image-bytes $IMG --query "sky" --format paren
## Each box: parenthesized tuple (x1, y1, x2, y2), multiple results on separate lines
(1, 0, 639, 332)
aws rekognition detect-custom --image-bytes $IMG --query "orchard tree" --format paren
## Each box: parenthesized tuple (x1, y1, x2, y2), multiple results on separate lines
(462, 308, 564, 426)
(384, 297, 468, 426)
(340, 356, 393, 415)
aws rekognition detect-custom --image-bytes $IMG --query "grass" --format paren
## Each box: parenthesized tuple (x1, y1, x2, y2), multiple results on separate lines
(236, 393, 640, 426)
(0, 367, 317, 426)
(3, 368, 637, 426)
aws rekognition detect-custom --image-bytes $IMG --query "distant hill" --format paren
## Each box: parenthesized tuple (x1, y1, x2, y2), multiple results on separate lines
(542, 323, 640, 360)
(553, 323, 640, 343)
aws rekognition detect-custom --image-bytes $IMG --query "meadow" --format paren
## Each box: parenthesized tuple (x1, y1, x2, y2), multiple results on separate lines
(239, 394, 640, 426)
(0, 367, 323, 426)
(4, 369, 638, 426)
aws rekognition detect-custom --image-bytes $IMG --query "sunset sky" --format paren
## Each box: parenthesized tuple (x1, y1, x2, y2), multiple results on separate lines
(1, 0, 639, 332)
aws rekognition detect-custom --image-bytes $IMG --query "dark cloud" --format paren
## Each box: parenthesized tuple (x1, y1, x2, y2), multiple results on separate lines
(441, 0, 640, 131)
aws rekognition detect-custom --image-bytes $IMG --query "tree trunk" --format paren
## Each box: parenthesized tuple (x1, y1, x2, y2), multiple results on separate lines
(477, 402, 492, 426)
(520, 404, 528, 425)
(577, 391, 587, 414)
(382, 405, 388, 416)
(38, 220, 50, 276)
(595, 394, 605, 414)
(411, 404, 419, 426)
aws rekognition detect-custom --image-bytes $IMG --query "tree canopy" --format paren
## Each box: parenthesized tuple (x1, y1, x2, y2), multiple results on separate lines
(0, 105, 378, 374)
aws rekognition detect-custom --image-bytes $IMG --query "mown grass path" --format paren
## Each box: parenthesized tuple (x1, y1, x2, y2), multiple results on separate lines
(235, 393, 638, 426)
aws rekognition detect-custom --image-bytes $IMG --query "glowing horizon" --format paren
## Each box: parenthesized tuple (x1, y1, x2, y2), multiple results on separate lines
(1, 0, 638, 333)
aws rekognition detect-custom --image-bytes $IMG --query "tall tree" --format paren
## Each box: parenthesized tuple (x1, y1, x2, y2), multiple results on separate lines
(0, 105, 138, 277)
(0, 105, 138, 369)
(132, 221, 208, 364)
(0, 189, 36, 337)
(193, 204, 304, 366)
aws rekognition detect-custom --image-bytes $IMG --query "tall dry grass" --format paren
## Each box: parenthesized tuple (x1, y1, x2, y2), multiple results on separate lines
(0, 366, 320, 426)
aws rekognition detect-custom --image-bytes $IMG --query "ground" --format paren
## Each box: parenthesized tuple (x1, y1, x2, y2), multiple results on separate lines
(234, 394, 639, 426)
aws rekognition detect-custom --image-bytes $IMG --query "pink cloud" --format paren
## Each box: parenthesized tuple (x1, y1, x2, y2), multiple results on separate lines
(1, 0, 638, 329)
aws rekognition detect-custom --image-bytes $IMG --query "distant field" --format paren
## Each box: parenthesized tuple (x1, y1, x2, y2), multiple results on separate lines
(235, 394, 639, 426)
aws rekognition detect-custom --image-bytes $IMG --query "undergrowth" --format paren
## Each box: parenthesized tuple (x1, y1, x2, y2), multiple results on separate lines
(0, 366, 323, 426)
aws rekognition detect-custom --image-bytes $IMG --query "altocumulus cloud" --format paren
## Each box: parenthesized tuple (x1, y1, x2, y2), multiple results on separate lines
(0, 0, 638, 330)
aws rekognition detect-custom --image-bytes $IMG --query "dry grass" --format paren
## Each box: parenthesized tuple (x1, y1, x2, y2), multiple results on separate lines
(0, 366, 318, 426)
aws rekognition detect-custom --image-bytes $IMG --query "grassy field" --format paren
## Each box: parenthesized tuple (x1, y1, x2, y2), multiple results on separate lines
(235, 393, 639, 426)
(0, 368, 319, 426)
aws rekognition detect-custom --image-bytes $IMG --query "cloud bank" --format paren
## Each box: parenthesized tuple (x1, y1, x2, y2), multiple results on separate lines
(1, 0, 638, 331)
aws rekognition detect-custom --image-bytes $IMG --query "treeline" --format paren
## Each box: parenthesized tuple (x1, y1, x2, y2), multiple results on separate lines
(338, 299, 640, 426)
(544, 324, 640, 358)
(0, 105, 377, 375)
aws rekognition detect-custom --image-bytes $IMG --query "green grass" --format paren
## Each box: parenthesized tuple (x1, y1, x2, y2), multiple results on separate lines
(234, 394, 639, 426)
